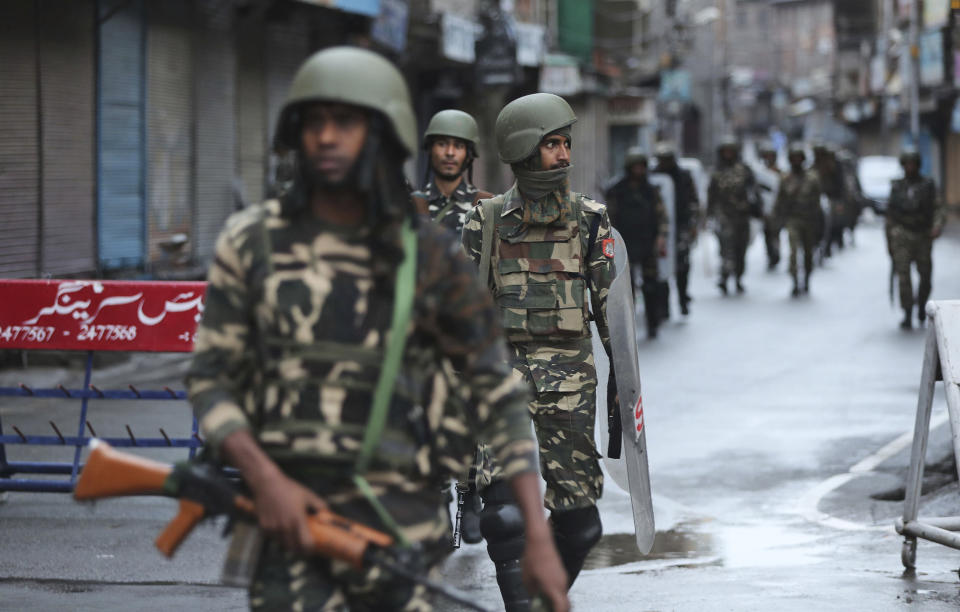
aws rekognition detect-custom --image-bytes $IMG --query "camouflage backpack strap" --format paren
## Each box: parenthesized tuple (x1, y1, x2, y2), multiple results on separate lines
(352, 218, 417, 548)
(478, 196, 505, 288)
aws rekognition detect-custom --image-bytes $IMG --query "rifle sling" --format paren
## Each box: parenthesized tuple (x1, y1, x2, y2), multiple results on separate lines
(353, 218, 417, 548)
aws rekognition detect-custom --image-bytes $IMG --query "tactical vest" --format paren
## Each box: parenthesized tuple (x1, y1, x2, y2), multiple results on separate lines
(246, 206, 474, 483)
(484, 188, 592, 344)
(888, 178, 935, 231)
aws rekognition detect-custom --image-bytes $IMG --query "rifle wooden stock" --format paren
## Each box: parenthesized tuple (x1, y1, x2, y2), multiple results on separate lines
(73, 441, 398, 569)
(73, 440, 171, 500)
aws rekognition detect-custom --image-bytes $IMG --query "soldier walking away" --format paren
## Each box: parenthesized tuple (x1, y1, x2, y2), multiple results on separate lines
(707, 135, 758, 295)
(412, 109, 492, 234)
(756, 140, 783, 270)
(654, 141, 699, 315)
(462, 93, 616, 610)
(812, 143, 848, 257)
(885, 148, 946, 330)
(185, 47, 569, 612)
(773, 144, 823, 297)
(607, 148, 669, 338)
(413, 109, 491, 547)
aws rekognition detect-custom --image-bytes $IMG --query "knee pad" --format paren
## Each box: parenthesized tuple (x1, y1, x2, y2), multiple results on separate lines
(480, 481, 525, 563)
(552, 505, 602, 553)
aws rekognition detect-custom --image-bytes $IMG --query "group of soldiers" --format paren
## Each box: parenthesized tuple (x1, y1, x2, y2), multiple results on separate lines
(705, 137, 945, 327)
(187, 46, 627, 612)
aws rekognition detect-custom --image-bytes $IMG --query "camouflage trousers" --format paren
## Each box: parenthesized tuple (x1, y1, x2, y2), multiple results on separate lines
(716, 216, 750, 279)
(886, 223, 933, 312)
(479, 340, 603, 512)
(786, 221, 817, 280)
(249, 537, 447, 612)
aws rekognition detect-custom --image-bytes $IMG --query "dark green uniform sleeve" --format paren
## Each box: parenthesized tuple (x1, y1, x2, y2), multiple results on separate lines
(185, 210, 261, 458)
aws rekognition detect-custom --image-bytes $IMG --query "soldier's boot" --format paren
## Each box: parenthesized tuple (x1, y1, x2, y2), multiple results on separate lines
(717, 275, 729, 296)
(791, 275, 801, 298)
(917, 285, 931, 326)
(803, 271, 811, 295)
(480, 481, 529, 612)
(459, 483, 483, 544)
(735, 277, 745, 294)
(641, 285, 659, 339)
(676, 269, 690, 315)
(551, 505, 603, 588)
(900, 306, 913, 330)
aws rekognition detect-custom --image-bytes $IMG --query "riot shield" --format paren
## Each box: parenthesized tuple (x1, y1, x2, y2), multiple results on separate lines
(593, 227, 655, 553)
(753, 165, 781, 218)
(649, 173, 676, 283)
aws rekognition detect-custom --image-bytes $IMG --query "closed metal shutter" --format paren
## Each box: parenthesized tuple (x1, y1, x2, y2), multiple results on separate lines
(39, 0, 96, 276)
(194, 1, 236, 263)
(98, 0, 147, 270)
(0, 1, 40, 278)
(264, 16, 309, 194)
(236, 21, 265, 207)
(146, 0, 194, 266)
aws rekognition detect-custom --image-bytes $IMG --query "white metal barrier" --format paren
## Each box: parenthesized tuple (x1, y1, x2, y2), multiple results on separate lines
(896, 300, 960, 570)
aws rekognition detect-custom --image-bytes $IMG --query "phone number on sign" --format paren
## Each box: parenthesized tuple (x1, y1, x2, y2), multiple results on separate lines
(77, 324, 138, 342)
(0, 325, 56, 343)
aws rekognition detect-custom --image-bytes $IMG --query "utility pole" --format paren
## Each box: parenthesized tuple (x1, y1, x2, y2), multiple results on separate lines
(909, 0, 920, 142)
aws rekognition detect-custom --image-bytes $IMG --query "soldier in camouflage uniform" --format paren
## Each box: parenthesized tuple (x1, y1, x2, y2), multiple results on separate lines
(773, 144, 822, 297)
(885, 149, 946, 329)
(185, 47, 569, 612)
(653, 141, 700, 315)
(813, 144, 849, 256)
(461, 93, 615, 610)
(607, 148, 668, 338)
(412, 109, 492, 545)
(707, 135, 757, 294)
(412, 109, 492, 234)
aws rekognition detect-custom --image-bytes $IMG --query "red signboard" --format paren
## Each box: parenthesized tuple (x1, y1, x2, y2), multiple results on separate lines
(0, 280, 207, 352)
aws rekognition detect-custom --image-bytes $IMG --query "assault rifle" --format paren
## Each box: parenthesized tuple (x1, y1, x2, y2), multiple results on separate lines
(73, 440, 490, 612)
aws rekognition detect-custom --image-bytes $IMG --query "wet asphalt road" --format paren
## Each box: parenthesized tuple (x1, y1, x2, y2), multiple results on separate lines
(2, 213, 960, 610)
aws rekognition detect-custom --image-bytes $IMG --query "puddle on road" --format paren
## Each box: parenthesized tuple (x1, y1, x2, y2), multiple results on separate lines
(583, 525, 715, 570)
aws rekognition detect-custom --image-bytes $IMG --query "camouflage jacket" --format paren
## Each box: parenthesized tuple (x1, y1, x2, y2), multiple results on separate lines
(707, 162, 756, 220)
(773, 170, 822, 227)
(186, 200, 537, 499)
(411, 178, 491, 235)
(461, 185, 613, 394)
(887, 176, 945, 233)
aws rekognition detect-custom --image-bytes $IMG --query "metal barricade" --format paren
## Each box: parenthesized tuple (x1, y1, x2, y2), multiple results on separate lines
(0, 279, 206, 492)
(896, 300, 960, 570)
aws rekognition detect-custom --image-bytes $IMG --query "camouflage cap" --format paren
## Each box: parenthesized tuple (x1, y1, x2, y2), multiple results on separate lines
(274, 47, 417, 157)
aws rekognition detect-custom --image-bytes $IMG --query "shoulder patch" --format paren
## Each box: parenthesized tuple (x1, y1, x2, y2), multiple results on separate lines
(601, 237, 615, 259)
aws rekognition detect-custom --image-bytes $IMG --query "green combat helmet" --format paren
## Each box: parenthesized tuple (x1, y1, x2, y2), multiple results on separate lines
(899, 147, 921, 165)
(495, 93, 577, 164)
(654, 141, 677, 159)
(273, 46, 417, 158)
(787, 142, 806, 161)
(623, 146, 648, 170)
(716, 134, 739, 152)
(423, 109, 480, 153)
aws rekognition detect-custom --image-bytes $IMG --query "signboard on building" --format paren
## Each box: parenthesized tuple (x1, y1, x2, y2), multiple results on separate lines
(371, 0, 408, 52)
(0, 280, 206, 352)
(658, 69, 692, 102)
(920, 29, 945, 86)
(539, 53, 582, 95)
(923, 0, 950, 29)
(607, 96, 656, 126)
(475, 3, 517, 86)
(295, 0, 380, 17)
(515, 22, 545, 67)
(442, 12, 477, 63)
